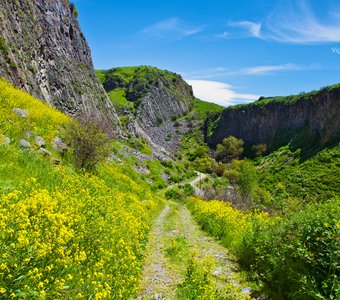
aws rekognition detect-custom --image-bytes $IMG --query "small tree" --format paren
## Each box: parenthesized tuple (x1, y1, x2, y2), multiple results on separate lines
(252, 143, 268, 157)
(216, 136, 244, 162)
(64, 113, 112, 171)
(238, 160, 257, 202)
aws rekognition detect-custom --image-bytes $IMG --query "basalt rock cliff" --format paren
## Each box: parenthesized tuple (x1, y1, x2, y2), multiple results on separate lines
(98, 66, 195, 153)
(0, 0, 119, 128)
(206, 85, 340, 152)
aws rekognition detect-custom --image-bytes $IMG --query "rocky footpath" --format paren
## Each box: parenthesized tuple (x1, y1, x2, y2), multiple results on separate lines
(206, 86, 340, 151)
(0, 0, 119, 129)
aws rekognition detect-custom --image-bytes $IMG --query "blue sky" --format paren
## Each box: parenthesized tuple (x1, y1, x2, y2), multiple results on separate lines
(74, 0, 340, 106)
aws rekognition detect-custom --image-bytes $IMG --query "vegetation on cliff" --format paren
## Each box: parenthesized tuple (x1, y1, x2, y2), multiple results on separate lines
(96, 66, 194, 113)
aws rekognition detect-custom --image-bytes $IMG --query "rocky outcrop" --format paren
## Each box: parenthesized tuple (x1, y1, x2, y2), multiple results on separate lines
(137, 86, 192, 127)
(99, 66, 195, 152)
(206, 86, 340, 151)
(0, 0, 119, 129)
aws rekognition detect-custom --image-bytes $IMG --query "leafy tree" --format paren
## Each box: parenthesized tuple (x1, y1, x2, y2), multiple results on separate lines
(216, 136, 244, 162)
(252, 143, 268, 157)
(192, 157, 218, 174)
(194, 145, 209, 158)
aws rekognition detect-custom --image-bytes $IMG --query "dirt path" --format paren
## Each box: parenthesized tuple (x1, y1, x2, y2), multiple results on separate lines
(189, 172, 207, 197)
(138, 201, 253, 299)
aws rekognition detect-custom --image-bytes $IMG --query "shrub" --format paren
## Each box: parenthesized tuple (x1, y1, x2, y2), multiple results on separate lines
(63, 113, 111, 171)
(187, 197, 340, 299)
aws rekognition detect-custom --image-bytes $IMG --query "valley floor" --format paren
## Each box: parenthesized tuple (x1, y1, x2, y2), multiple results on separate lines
(138, 200, 253, 299)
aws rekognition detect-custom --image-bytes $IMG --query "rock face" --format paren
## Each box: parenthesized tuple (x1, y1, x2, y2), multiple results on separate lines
(137, 86, 193, 128)
(99, 66, 195, 153)
(206, 86, 340, 151)
(0, 0, 119, 128)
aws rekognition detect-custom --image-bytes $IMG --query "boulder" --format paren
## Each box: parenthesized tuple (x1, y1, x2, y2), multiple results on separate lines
(39, 148, 52, 156)
(19, 139, 31, 149)
(13, 108, 29, 118)
(35, 136, 46, 148)
(52, 136, 67, 152)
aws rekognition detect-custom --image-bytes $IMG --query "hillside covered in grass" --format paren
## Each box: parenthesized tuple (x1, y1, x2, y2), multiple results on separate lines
(0, 79, 169, 299)
(96, 66, 194, 113)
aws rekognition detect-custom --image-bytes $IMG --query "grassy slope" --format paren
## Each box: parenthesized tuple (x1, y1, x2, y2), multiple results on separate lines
(256, 143, 340, 203)
(97, 66, 179, 85)
(193, 98, 224, 118)
(0, 79, 166, 299)
(96, 66, 181, 110)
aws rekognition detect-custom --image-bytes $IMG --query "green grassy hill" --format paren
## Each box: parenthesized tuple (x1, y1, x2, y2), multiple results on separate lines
(96, 66, 193, 112)
(0, 79, 168, 299)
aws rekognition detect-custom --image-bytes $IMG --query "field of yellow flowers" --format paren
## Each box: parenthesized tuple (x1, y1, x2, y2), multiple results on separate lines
(0, 79, 163, 299)
(187, 197, 339, 299)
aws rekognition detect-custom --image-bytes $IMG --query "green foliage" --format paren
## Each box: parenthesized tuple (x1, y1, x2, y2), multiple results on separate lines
(216, 136, 244, 162)
(193, 98, 224, 119)
(165, 184, 195, 200)
(63, 115, 111, 172)
(257, 144, 340, 204)
(191, 156, 218, 173)
(107, 89, 134, 111)
(238, 160, 257, 200)
(187, 197, 340, 299)
(165, 236, 188, 262)
(177, 254, 221, 299)
(251, 143, 268, 157)
(0, 80, 165, 299)
(9, 62, 18, 70)
(241, 200, 340, 299)
(96, 66, 193, 111)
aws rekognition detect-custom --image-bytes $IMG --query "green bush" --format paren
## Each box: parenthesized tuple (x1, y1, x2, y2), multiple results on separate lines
(188, 197, 340, 299)
(63, 114, 111, 172)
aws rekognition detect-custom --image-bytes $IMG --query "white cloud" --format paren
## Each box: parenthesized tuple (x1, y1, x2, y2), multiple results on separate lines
(183, 63, 300, 79)
(186, 80, 260, 106)
(213, 31, 229, 39)
(228, 21, 262, 38)
(264, 0, 340, 43)
(142, 18, 202, 39)
(241, 63, 299, 75)
(223, 1, 340, 44)
(183, 68, 229, 80)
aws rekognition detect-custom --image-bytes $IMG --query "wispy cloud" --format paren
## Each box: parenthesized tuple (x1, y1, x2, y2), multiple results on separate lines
(213, 31, 229, 39)
(264, 0, 340, 43)
(183, 63, 301, 79)
(183, 68, 229, 80)
(228, 21, 262, 38)
(224, 0, 340, 44)
(142, 18, 202, 40)
(186, 80, 260, 106)
(241, 63, 299, 75)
